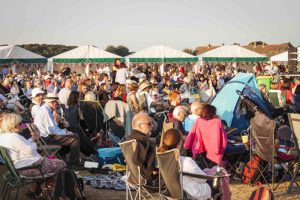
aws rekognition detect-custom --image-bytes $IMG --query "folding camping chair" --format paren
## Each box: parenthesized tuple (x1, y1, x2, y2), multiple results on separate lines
(26, 123, 61, 158)
(268, 90, 282, 108)
(287, 113, 300, 193)
(156, 148, 229, 199)
(79, 100, 105, 138)
(250, 111, 298, 190)
(0, 147, 55, 200)
(119, 140, 158, 200)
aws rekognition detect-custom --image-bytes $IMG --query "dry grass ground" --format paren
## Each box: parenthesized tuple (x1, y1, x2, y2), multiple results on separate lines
(1, 165, 300, 200)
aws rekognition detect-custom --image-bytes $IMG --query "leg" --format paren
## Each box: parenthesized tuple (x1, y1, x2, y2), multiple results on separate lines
(43, 134, 80, 165)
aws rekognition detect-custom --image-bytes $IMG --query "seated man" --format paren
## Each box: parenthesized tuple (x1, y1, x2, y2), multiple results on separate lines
(127, 112, 157, 184)
(34, 93, 82, 169)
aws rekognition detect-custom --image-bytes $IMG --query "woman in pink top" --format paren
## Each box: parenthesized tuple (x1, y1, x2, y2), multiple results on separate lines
(184, 104, 227, 165)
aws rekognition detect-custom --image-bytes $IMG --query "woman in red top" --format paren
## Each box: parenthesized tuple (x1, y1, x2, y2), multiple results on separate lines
(184, 104, 227, 166)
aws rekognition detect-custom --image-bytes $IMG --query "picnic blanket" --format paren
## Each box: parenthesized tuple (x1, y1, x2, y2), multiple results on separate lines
(83, 173, 126, 190)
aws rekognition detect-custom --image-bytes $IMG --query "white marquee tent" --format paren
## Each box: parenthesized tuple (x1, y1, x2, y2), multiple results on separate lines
(126, 45, 198, 63)
(198, 45, 268, 63)
(270, 51, 288, 62)
(48, 45, 123, 73)
(0, 45, 46, 64)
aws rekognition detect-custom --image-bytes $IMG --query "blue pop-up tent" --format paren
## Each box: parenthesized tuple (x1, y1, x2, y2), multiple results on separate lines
(211, 73, 272, 131)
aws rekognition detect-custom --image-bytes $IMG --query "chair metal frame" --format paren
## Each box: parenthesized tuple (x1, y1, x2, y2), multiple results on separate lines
(0, 147, 55, 200)
(119, 140, 157, 200)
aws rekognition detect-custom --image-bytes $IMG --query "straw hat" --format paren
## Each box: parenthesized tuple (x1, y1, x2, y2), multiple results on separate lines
(139, 81, 151, 91)
(43, 93, 59, 103)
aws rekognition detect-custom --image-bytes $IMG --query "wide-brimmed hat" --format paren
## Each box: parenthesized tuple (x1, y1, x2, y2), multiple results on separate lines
(139, 81, 151, 91)
(43, 93, 59, 103)
(31, 88, 45, 98)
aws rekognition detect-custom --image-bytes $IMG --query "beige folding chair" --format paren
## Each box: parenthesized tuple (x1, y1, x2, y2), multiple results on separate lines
(156, 149, 229, 200)
(26, 123, 61, 158)
(287, 113, 300, 193)
(119, 139, 157, 200)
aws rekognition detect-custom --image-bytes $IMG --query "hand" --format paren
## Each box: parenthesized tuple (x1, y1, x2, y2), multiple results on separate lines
(65, 131, 73, 135)
(31, 134, 40, 142)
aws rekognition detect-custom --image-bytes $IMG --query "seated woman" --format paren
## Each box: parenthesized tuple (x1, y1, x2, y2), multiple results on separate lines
(157, 128, 212, 200)
(112, 84, 127, 102)
(184, 104, 227, 168)
(64, 91, 97, 157)
(0, 113, 66, 197)
(126, 83, 140, 113)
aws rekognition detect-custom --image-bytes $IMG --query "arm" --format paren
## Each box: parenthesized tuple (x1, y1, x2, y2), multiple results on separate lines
(184, 121, 197, 149)
(43, 111, 66, 135)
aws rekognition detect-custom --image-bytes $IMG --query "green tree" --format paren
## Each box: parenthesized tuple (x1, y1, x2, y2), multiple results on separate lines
(248, 41, 268, 46)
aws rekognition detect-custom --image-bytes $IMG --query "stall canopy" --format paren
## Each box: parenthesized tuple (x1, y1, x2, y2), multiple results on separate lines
(50, 45, 124, 63)
(0, 45, 46, 64)
(127, 45, 198, 62)
(198, 45, 268, 62)
(270, 51, 288, 62)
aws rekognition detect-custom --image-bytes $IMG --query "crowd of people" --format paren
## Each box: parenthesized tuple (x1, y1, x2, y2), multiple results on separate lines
(0, 58, 299, 199)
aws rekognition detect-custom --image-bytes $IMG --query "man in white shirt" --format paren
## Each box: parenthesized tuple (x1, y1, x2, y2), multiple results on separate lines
(58, 78, 73, 106)
(34, 93, 81, 169)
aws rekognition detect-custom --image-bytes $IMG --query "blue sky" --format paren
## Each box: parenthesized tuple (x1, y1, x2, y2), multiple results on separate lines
(1, 0, 299, 51)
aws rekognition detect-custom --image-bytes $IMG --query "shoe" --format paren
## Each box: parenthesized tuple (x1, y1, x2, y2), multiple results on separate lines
(232, 174, 242, 181)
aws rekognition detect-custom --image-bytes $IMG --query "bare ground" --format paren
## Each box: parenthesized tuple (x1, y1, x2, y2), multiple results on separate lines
(1, 165, 300, 200)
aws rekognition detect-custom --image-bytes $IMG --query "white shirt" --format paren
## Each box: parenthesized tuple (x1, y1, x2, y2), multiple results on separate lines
(115, 68, 129, 84)
(0, 133, 41, 169)
(31, 100, 42, 119)
(180, 156, 211, 200)
(34, 104, 66, 137)
(58, 87, 72, 105)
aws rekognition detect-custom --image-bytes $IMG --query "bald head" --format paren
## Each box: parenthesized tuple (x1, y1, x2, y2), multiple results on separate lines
(132, 112, 153, 135)
(65, 78, 73, 90)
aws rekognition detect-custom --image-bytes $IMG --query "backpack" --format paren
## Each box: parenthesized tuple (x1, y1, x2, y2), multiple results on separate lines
(242, 155, 261, 184)
(54, 168, 85, 200)
(250, 187, 274, 200)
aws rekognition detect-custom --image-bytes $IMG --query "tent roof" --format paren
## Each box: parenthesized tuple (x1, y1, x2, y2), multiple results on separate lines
(50, 45, 123, 63)
(199, 45, 268, 62)
(0, 45, 46, 63)
(127, 45, 198, 62)
(270, 51, 288, 62)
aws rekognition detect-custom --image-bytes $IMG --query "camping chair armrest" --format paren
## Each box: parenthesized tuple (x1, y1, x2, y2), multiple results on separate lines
(17, 163, 42, 171)
(181, 171, 230, 180)
(272, 145, 296, 150)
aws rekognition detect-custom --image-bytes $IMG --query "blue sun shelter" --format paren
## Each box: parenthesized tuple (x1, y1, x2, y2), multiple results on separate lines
(211, 73, 272, 131)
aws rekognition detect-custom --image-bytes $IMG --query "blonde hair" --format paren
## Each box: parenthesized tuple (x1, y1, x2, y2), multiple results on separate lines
(1, 113, 22, 133)
(84, 91, 96, 101)
(190, 102, 205, 114)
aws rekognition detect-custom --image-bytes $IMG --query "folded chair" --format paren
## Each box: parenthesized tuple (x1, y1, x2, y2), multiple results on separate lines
(79, 100, 105, 138)
(0, 147, 55, 200)
(119, 140, 157, 200)
(156, 148, 228, 199)
(287, 113, 300, 193)
(250, 111, 298, 190)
